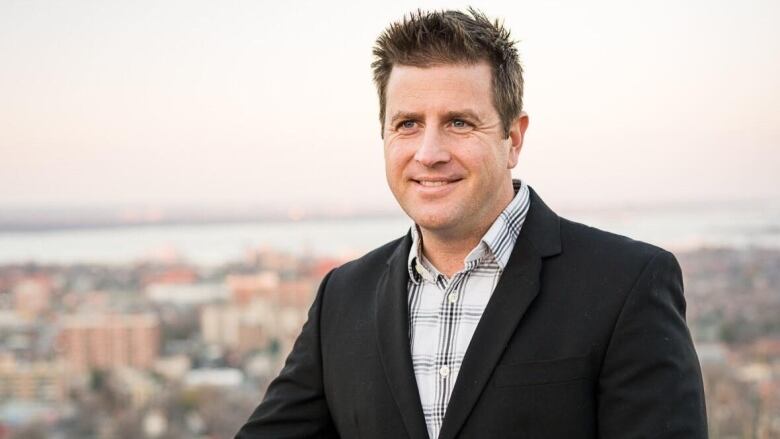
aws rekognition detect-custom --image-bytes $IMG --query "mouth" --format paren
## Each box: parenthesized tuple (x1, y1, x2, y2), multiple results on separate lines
(417, 180, 454, 187)
(411, 177, 463, 190)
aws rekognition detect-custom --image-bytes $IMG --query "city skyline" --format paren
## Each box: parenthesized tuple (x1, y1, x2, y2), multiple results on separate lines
(2, 0, 779, 211)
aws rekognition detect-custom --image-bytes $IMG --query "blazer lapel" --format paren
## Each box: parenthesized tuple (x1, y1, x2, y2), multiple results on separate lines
(438, 186, 562, 439)
(375, 232, 430, 439)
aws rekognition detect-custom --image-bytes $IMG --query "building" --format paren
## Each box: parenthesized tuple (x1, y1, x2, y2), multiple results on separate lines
(226, 272, 279, 305)
(0, 354, 64, 402)
(200, 300, 273, 353)
(12, 277, 53, 320)
(58, 313, 160, 371)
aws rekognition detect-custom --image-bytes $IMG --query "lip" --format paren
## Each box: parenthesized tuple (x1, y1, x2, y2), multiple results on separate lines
(410, 177, 463, 196)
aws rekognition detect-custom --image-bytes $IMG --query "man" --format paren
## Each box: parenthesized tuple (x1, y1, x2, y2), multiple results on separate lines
(237, 8, 707, 439)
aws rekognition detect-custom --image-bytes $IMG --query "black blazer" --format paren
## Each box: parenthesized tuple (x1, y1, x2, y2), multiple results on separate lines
(236, 186, 708, 438)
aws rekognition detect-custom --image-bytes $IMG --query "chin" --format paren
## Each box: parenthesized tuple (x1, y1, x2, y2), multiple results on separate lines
(409, 212, 458, 233)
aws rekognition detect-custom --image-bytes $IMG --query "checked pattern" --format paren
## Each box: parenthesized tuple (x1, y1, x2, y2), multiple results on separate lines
(406, 179, 530, 439)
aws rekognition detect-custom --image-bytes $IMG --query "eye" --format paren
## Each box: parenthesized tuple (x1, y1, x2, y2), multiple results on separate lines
(451, 119, 471, 129)
(396, 120, 418, 131)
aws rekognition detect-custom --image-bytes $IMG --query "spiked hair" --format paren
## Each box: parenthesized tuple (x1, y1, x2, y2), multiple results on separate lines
(372, 7, 524, 138)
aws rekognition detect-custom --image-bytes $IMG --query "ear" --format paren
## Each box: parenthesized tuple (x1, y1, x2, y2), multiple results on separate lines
(507, 112, 529, 169)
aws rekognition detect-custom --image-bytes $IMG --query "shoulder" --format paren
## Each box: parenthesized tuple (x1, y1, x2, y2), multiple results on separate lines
(550, 216, 681, 293)
(558, 215, 671, 263)
(316, 235, 407, 327)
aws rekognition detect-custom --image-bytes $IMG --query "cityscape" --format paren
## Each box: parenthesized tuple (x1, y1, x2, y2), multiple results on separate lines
(0, 211, 778, 438)
(2, 1, 778, 438)
(0, 240, 342, 438)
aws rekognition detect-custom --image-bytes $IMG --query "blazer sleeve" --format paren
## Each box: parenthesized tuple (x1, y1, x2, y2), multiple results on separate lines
(597, 250, 708, 438)
(235, 269, 339, 439)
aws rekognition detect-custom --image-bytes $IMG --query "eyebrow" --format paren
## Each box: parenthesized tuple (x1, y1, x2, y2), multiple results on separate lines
(443, 110, 483, 125)
(388, 111, 423, 126)
(388, 110, 484, 126)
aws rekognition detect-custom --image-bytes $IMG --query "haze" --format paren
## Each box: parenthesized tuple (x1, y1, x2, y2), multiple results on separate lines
(1, 0, 778, 213)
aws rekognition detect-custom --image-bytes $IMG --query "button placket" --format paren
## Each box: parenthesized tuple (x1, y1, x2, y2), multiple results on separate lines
(436, 274, 465, 381)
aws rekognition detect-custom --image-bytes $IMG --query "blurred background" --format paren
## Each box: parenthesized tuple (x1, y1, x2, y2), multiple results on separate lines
(1, 0, 778, 438)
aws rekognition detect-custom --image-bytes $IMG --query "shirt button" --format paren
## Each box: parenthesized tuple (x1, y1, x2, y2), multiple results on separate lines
(447, 292, 458, 303)
(439, 365, 450, 378)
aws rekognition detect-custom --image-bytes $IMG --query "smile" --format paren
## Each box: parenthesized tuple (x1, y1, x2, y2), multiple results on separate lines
(417, 180, 453, 187)
(413, 177, 462, 185)
(411, 178, 463, 194)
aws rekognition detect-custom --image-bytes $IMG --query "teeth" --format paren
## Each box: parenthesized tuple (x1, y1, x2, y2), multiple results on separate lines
(418, 180, 450, 187)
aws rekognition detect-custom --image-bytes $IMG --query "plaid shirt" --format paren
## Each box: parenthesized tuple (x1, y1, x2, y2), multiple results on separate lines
(406, 179, 530, 439)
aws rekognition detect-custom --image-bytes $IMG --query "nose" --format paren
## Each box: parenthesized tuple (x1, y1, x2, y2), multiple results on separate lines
(413, 127, 450, 167)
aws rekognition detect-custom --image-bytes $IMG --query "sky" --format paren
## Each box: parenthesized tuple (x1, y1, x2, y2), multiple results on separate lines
(1, 0, 778, 213)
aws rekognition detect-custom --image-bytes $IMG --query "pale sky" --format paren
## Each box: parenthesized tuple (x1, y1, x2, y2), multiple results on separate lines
(1, 0, 778, 212)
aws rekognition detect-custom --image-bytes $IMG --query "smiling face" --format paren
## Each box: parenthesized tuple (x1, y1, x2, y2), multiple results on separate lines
(383, 62, 528, 242)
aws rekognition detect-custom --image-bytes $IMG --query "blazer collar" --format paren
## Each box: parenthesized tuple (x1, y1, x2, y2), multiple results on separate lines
(375, 184, 561, 439)
(375, 230, 428, 439)
(517, 185, 562, 258)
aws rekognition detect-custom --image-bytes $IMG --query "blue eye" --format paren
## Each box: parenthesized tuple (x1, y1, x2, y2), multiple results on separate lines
(401, 120, 416, 129)
(452, 119, 468, 128)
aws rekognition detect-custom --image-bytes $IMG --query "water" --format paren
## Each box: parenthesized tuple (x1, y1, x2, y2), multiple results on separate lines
(0, 203, 778, 266)
(0, 216, 412, 266)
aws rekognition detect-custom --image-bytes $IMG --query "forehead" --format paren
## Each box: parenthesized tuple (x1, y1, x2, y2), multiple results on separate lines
(384, 62, 495, 115)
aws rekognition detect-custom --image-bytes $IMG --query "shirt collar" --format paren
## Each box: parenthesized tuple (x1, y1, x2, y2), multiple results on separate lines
(407, 178, 531, 284)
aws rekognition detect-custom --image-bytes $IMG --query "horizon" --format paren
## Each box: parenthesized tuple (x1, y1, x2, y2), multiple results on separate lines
(1, 190, 778, 235)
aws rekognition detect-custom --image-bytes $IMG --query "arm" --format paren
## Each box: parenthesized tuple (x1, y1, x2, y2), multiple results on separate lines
(598, 250, 708, 438)
(235, 269, 339, 439)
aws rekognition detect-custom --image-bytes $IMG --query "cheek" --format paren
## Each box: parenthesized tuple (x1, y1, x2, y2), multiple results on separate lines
(383, 149, 400, 174)
(384, 141, 413, 174)
(384, 153, 406, 192)
(474, 143, 510, 172)
(455, 146, 493, 174)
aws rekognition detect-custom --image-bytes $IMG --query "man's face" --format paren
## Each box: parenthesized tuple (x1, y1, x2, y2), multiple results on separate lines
(383, 62, 527, 240)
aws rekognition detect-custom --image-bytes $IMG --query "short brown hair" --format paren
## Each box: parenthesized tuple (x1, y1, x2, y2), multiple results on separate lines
(372, 7, 523, 138)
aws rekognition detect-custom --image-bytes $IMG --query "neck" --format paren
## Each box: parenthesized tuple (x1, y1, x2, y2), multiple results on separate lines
(419, 231, 483, 278)
(419, 179, 516, 277)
